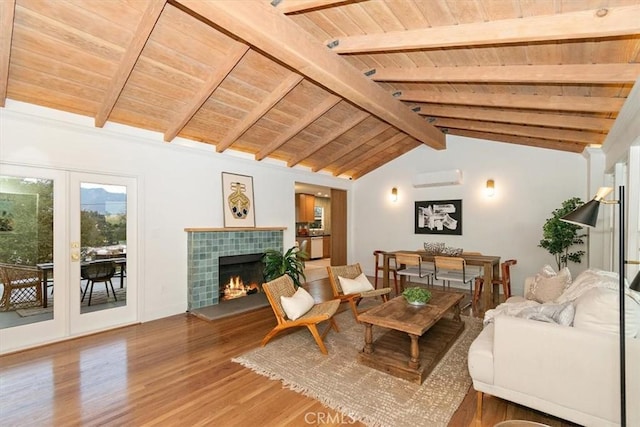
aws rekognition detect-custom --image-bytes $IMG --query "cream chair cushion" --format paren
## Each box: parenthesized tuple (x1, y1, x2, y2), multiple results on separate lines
(280, 286, 315, 320)
(338, 272, 374, 294)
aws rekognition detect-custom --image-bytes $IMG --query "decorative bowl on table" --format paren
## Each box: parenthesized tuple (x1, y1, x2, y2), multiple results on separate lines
(402, 287, 432, 306)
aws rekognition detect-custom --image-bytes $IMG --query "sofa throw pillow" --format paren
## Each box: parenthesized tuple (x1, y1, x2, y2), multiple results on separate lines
(280, 286, 315, 320)
(556, 268, 619, 304)
(573, 287, 640, 337)
(517, 301, 575, 326)
(339, 272, 375, 294)
(526, 266, 571, 303)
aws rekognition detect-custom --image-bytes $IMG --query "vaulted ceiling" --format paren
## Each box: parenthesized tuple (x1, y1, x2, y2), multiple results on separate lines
(1, 0, 639, 179)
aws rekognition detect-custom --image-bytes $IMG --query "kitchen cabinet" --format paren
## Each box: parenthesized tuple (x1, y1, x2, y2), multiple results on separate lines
(296, 193, 315, 223)
(323, 236, 331, 258)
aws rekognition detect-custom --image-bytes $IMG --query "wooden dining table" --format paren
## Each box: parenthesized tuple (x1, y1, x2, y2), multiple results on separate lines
(382, 250, 501, 311)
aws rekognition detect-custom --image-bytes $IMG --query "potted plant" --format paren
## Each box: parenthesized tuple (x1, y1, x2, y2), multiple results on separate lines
(262, 246, 307, 288)
(538, 197, 586, 270)
(402, 287, 432, 306)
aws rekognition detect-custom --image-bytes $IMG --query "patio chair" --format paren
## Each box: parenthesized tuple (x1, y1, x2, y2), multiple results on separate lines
(261, 275, 340, 355)
(327, 263, 391, 322)
(0, 263, 43, 311)
(81, 261, 117, 306)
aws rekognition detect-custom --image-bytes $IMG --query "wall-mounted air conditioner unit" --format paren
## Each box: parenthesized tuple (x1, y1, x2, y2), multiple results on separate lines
(412, 169, 462, 188)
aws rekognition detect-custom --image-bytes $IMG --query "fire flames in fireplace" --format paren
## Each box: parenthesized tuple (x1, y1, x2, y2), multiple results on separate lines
(218, 252, 264, 303)
(222, 276, 260, 301)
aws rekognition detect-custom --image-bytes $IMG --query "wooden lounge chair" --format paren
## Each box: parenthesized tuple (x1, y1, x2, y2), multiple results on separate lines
(327, 263, 391, 322)
(261, 275, 340, 355)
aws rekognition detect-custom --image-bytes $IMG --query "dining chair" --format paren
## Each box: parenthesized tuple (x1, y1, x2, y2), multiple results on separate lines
(395, 253, 434, 290)
(81, 261, 117, 306)
(261, 274, 340, 355)
(327, 263, 391, 321)
(373, 250, 399, 294)
(461, 251, 483, 278)
(474, 259, 517, 306)
(433, 256, 477, 303)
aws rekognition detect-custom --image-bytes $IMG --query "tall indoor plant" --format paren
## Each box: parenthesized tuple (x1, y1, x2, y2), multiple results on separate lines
(538, 197, 586, 270)
(262, 246, 307, 288)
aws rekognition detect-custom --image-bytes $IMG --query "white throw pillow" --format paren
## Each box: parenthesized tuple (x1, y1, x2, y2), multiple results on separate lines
(573, 287, 640, 337)
(338, 272, 375, 294)
(526, 266, 571, 303)
(280, 286, 315, 320)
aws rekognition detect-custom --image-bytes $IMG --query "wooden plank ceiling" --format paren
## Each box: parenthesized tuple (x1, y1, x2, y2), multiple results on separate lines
(1, 0, 639, 179)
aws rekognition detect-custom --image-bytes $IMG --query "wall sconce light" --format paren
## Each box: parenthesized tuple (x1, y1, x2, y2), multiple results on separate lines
(391, 187, 398, 202)
(485, 179, 495, 197)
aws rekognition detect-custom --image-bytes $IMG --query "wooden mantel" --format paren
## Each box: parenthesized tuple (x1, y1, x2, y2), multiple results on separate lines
(184, 227, 287, 232)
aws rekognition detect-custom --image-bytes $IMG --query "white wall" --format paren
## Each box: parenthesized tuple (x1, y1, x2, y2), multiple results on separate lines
(351, 135, 588, 295)
(0, 101, 351, 322)
(0, 100, 593, 315)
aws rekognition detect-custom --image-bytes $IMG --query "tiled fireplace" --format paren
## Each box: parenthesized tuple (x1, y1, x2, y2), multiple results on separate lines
(186, 227, 284, 311)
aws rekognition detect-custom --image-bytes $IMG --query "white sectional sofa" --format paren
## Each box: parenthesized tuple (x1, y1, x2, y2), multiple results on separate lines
(468, 268, 640, 426)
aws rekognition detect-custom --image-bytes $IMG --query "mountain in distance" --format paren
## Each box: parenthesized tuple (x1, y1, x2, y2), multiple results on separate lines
(81, 188, 126, 215)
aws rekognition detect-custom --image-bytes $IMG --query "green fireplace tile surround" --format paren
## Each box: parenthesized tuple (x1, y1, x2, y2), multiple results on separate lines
(186, 227, 284, 310)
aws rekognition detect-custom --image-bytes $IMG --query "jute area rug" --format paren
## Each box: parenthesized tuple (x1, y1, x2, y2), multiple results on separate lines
(233, 307, 483, 427)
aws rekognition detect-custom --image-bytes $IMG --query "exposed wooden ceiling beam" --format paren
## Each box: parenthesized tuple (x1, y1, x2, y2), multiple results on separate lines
(350, 139, 417, 180)
(274, 0, 356, 14)
(216, 73, 303, 153)
(164, 43, 249, 142)
(449, 129, 586, 153)
(398, 91, 625, 113)
(287, 110, 369, 167)
(255, 95, 341, 160)
(334, 133, 409, 177)
(433, 118, 605, 145)
(95, 0, 166, 128)
(418, 105, 614, 131)
(327, 5, 640, 53)
(312, 122, 390, 172)
(371, 64, 640, 84)
(174, 0, 445, 150)
(0, 0, 15, 107)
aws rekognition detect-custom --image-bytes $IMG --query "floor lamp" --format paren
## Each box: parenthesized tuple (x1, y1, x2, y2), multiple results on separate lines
(560, 185, 640, 427)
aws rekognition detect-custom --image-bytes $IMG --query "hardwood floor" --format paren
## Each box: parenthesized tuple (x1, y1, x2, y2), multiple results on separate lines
(0, 278, 578, 426)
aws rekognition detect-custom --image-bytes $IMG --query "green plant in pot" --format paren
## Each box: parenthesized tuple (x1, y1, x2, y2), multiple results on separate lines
(262, 246, 307, 288)
(538, 197, 586, 270)
(402, 287, 432, 306)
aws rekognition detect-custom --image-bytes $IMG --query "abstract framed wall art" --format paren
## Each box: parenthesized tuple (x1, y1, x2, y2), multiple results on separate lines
(222, 172, 255, 228)
(415, 199, 462, 235)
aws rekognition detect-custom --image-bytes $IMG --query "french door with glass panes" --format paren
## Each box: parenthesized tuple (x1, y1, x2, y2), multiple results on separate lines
(0, 165, 138, 353)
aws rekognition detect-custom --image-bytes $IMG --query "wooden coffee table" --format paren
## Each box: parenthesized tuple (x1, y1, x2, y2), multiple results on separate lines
(358, 289, 465, 384)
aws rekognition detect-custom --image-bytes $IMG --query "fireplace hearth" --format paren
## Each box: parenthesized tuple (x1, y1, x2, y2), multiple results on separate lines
(219, 253, 264, 302)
